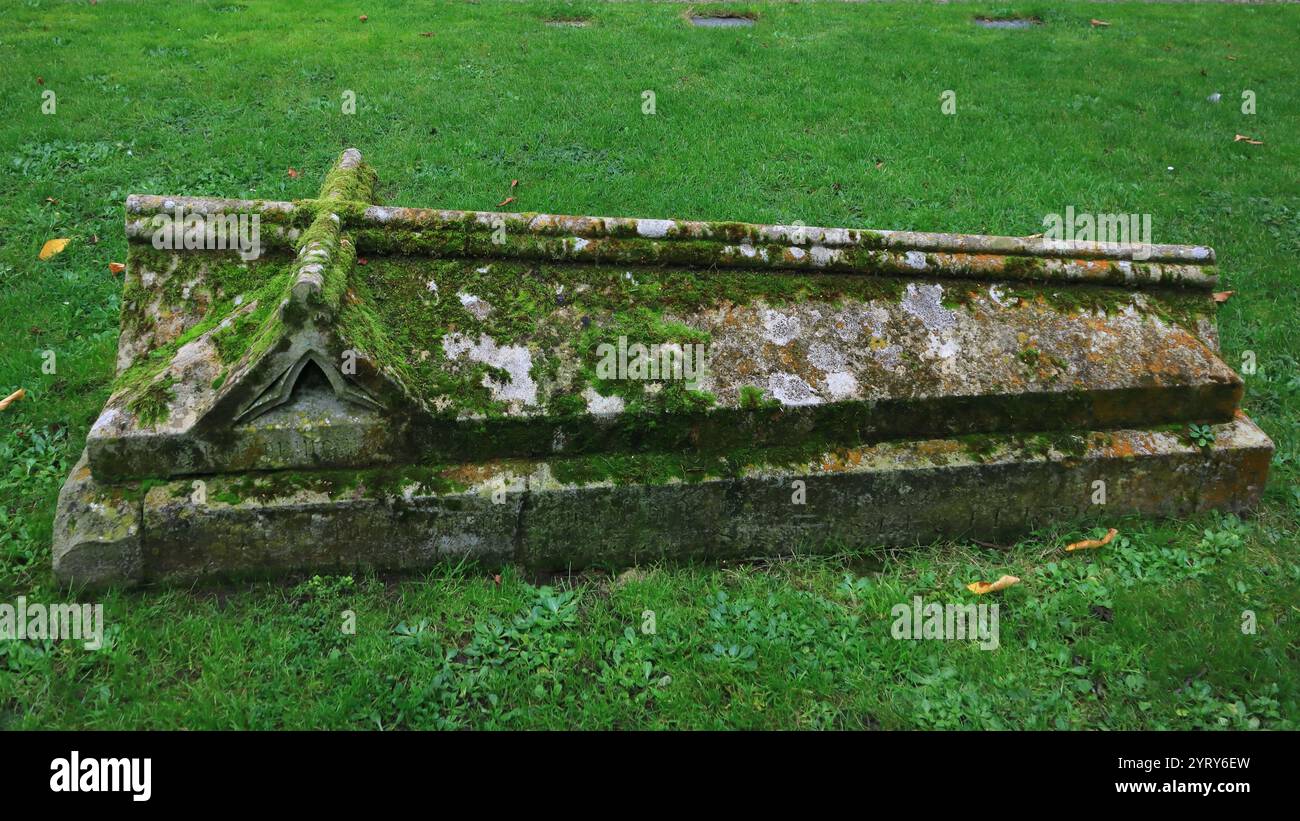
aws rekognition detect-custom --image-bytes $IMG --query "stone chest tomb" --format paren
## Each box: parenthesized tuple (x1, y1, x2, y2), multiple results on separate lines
(53, 150, 1272, 587)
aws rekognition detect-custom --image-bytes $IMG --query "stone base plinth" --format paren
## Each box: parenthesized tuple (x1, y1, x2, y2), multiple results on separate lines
(53, 416, 1273, 588)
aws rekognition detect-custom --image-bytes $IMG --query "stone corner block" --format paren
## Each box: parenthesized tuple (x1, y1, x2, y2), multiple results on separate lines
(52, 451, 144, 589)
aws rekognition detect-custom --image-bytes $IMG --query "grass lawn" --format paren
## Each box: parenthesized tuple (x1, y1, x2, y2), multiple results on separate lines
(1, 0, 1298, 730)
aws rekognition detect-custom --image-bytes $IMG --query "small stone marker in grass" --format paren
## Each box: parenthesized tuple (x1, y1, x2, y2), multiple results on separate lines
(689, 14, 755, 28)
(973, 17, 1041, 30)
(53, 149, 1272, 587)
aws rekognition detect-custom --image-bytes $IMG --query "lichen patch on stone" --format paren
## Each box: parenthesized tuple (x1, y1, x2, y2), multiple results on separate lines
(582, 387, 625, 416)
(761, 308, 802, 346)
(635, 219, 673, 238)
(825, 371, 859, 400)
(457, 291, 493, 320)
(901, 282, 956, 332)
(768, 372, 821, 406)
(441, 332, 538, 406)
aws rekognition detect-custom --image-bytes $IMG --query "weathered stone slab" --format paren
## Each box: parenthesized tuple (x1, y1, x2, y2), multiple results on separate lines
(86, 263, 1241, 480)
(52, 149, 1271, 587)
(55, 416, 1270, 586)
(139, 464, 527, 584)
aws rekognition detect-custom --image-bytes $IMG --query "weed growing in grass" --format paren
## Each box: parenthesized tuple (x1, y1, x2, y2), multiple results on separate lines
(0, 425, 73, 587)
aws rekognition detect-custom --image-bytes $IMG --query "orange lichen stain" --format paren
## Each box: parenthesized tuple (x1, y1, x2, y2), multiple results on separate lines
(1130, 432, 1162, 455)
(914, 439, 963, 460)
(819, 447, 865, 472)
(1101, 438, 1137, 459)
(942, 253, 1003, 273)
(440, 461, 514, 484)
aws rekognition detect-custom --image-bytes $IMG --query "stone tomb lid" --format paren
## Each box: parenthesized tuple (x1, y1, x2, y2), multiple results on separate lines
(87, 150, 1240, 480)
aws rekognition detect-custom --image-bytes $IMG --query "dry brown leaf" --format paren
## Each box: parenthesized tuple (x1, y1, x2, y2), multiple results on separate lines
(359, 14, 368, 22)
(1090, 19, 1110, 27)
(109, 262, 126, 275)
(39, 238, 70, 260)
(0, 388, 26, 412)
(498, 196, 516, 207)
(287, 167, 300, 178)
(1066, 527, 1118, 552)
(1234, 134, 1263, 145)
(966, 574, 1020, 595)
(1212, 290, 1235, 304)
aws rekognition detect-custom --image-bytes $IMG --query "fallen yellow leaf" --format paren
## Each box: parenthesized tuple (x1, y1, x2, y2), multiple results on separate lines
(0, 388, 26, 412)
(1066, 527, 1118, 552)
(966, 574, 1020, 595)
(39, 238, 70, 260)
(1212, 290, 1235, 304)
(1234, 134, 1264, 145)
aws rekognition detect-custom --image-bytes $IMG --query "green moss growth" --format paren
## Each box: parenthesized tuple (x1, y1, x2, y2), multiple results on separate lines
(318, 153, 378, 203)
(286, 210, 354, 325)
(547, 392, 587, 417)
(335, 253, 916, 422)
(955, 432, 1003, 462)
(738, 384, 777, 409)
(112, 245, 296, 411)
(211, 292, 286, 366)
(1002, 254, 1048, 279)
(128, 375, 176, 427)
(205, 463, 471, 504)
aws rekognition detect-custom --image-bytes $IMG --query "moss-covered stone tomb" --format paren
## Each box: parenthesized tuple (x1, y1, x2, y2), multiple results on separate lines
(53, 149, 1272, 587)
